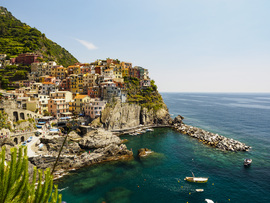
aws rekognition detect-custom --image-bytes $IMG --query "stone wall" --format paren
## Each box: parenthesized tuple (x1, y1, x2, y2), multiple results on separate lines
(0, 100, 41, 123)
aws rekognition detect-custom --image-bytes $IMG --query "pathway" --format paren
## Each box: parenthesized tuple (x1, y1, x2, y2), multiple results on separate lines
(27, 136, 40, 157)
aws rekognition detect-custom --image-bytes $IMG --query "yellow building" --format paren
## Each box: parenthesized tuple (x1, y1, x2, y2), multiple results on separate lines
(113, 64, 123, 79)
(83, 73, 98, 88)
(73, 94, 90, 114)
(51, 66, 67, 79)
(55, 66, 67, 79)
(67, 65, 81, 75)
(122, 67, 130, 77)
(39, 76, 47, 83)
(26, 100, 39, 112)
(70, 74, 83, 94)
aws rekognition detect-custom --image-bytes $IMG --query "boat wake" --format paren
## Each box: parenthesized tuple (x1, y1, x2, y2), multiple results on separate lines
(58, 187, 69, 192)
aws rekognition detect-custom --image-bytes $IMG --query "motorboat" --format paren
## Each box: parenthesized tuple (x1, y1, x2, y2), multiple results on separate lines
(146, 128, 154, 132)
(184, 172, 208, 183)
(244, 158, 252, 166)
(196, 189, 204, 192)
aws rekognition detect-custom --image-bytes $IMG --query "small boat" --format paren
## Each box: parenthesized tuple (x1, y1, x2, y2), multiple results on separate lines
(244, 158, 252, 166)
(196, 189, 204, 192)
(185, 172, 208, 183)
(205, 199, 214, 203)
(146, 128, 154, 132)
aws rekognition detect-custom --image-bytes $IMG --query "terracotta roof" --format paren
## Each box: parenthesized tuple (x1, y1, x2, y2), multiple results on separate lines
(42, 82, 55, 85)
(74, 95, 88, 99)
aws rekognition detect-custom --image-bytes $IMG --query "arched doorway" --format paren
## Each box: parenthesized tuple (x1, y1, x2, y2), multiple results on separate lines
(14, 137, 18, 144)
(20, 112, 25, 120)
(13, 111, 19, 122)
(21, 136, 24, 142)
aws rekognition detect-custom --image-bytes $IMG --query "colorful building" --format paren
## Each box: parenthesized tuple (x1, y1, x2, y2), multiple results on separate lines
(40, 82, 57, 95)
(48, 99, 69, 118)
(70, 74, 83, 94)
(58, 77, 71, 91)
(72, 94, 90, 114)
(50, 91, 72, 102)
(15, 53, 42, 65)
(84, 98, 107, 119)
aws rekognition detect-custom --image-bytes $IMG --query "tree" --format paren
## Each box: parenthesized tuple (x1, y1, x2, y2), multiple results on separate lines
(0, 146, 62, 203)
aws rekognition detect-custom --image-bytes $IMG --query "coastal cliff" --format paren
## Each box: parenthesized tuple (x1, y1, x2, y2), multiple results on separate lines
(100, 101, 172, 130)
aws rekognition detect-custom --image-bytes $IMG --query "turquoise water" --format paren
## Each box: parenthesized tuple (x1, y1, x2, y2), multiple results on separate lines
(57, 93, 270, 202)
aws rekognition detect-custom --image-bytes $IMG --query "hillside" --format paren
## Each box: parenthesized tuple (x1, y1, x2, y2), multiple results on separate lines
(0, 6, 78, 67)
(124, 76, 165, 111)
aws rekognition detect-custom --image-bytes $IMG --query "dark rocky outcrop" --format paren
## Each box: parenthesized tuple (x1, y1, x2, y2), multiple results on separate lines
(172, 115, 184, 125)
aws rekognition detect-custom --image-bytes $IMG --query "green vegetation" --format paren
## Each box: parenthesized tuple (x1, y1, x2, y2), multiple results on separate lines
(0, 64, 29, 89)
(0, 111, 12, 130)
(0, 146, 62, 202)
(124, 77, 164, 111)
(0, 6, 78, 67)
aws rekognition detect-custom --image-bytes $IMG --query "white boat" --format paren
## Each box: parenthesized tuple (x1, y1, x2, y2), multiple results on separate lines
(184, 172, 208, 183)
(146, 128, 154, 132)
(205, 199, 214, 203)
(196, 189, 204, 192)
(244, 158, 252, 166)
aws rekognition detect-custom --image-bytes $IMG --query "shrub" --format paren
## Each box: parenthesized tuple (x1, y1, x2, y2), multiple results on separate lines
(0, 146, 62, 202)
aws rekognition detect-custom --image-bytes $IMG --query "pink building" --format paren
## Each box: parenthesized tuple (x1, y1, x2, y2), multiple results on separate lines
(48, 99, 69, 118)
(84, 99, 107, 119)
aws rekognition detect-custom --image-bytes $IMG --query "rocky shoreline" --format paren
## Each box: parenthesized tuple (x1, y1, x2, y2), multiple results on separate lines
(29, 114, 251, 179)
(172, 115, 251, 152)
(28, 129, 133, 179)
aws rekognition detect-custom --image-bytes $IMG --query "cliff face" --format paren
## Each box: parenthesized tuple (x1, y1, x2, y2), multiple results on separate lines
(101, 102, 141, 130)
(141, 106, 172, 126)
(100, 101, 172, 130)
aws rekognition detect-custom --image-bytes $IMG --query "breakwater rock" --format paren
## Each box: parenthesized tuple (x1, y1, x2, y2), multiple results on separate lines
(173, 121, 251, 152)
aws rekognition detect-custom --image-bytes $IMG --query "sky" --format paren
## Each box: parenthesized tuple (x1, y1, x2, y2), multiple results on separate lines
(1, 0, 270, 93)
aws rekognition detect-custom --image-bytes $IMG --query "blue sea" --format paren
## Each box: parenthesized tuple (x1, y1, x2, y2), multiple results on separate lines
(57, 93, 270, 203)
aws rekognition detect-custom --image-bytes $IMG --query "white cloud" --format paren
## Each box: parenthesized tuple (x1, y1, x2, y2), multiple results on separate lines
(75, 39, 98, 50)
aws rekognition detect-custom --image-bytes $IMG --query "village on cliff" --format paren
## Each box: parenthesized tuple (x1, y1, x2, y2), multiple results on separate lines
(0, 53, 152, 120)
(0, 52, 162, 176)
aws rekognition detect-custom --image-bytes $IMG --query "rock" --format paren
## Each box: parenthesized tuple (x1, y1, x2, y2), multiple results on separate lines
(173, 115, 184, 125)
(0, 137, 15, 148)
(68, 142, 81, 154)
(79, 128, 122, 149)
(101, 102, 141, 130)
(175, 123, 250, 152)
(100, 101, 172, 130)
(68, 131, 82, 141)
(137, 148, 154, 158)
